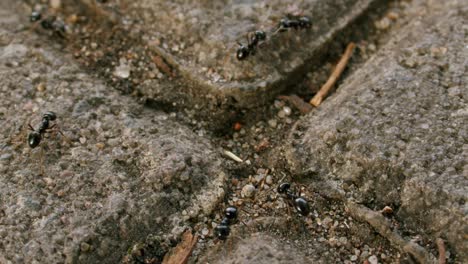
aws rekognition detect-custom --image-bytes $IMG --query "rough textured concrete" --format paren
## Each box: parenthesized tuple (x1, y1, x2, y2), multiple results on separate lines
(199, 233, 317, 264)
(0, 4, 226, 263)
(1, 0, 466, 263)
(63, 0, 387, 109)
(286, 0, 467, 260)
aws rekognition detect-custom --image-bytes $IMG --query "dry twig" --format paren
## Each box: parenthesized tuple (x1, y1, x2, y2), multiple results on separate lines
(346, 201, 437, 264)
(223, 150, 243, 163)
(310, 42, 355, 107)
(436, 238, 446, 264)
(278, 94, 313, 114)
(162, 230, 198, 264)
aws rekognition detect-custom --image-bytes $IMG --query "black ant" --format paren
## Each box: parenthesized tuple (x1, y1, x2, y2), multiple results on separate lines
(214, 206, 238, 240)
(275, 16, 312, 33)
(277, 182, 310, 216)
(236, 30, 267, 60)
(29, 10, 67, 38)
(28, 111, 63, 148)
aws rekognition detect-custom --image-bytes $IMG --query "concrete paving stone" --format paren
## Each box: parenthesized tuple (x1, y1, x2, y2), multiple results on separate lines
(0, 3, 226, 263)
(199, 233, 318, 264)
(286, 0, 467, 261)
(65, 0, 385, 108)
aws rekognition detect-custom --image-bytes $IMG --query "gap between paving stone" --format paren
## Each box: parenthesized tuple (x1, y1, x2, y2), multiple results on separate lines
(46, 0, 393, 116)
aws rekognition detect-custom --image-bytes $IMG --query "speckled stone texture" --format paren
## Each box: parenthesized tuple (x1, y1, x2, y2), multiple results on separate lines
(73, 0, 385, 108)
(286, 0, 467, 260)
(199, 233, 318, 264)
(0, 3, 225, 263)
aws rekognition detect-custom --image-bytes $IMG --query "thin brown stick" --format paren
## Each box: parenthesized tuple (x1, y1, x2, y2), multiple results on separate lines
(346, 201, 437, 264)
(310, 42, 356, 107)
(436, 238, 446, 264)
(278, 94, 313, 114)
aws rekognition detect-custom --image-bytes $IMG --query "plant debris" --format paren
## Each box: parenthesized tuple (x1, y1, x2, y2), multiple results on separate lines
(310, 42, 356, 107)
(162, 230, 198, 264)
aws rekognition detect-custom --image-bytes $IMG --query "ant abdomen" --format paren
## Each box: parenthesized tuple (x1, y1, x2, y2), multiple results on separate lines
(28, 132, 42, 148)
(27, 111, 59, 148)
(215, 206, 238, 240)
(277, 182, 310, 216)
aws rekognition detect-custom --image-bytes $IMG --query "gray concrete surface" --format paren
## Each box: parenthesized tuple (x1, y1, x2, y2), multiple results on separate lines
(0, 0, 466, 263)
(0, 3, 226, 263)
(286, 0, 467, 260)
(65, 0, 388, 110)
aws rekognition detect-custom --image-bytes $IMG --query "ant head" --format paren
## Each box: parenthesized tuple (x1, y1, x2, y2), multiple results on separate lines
(236, 44, 250, 60)
(299, 16, 311, 28)
(277, 182, 291, 194)
(225, 206, 238, 220)
(28, 131, 41, 148)
(43, 111, 57, 121)
(254, 30, 266, 41)
(294, 197, 310, 216)
(30, 11, 42, 22)
(280, 18, 289, 27)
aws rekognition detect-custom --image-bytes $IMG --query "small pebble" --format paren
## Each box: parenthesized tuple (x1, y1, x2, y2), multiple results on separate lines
(50, 0, 61, 9)
(375, 17, 391, 30)
(114, 63, 131, 79)
(37, 82, 46, 92)
(0, 153, 12, 161)
(274, 100, 284, 109)
(80, 242, 91, 252)
(277, 110, 286, 118)
(96, 142, 105, 149)
(350, 255, 358, 261)
(241, 184, 256, 198)
(283, 106, 292, 116)
(265, 175, 273, 185)
(268, 119, 277, 128)
(361, 251, 370, 259)
(368, 255, 378, 264)
(254, 174, 265, 183)
(43, 177, 54, 186)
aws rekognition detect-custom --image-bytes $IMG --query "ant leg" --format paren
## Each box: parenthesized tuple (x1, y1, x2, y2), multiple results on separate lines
(39, 146, 45, 176)
(239, 207, 252, 215)
(28, 123, 35, 131)
(222, 42, 238, 67)
(28, 20, 41, 34)
(47, 125, 72, 145)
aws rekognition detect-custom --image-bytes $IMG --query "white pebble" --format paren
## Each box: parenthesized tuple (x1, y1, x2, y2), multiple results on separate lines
(283, 106, 292, 116)
(50, 0, 61, 9)
(114, 61, 131, 79)
(268, 119, 278, 128)
(241, 184, 256, 198)
(368, 255, 378, 264)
